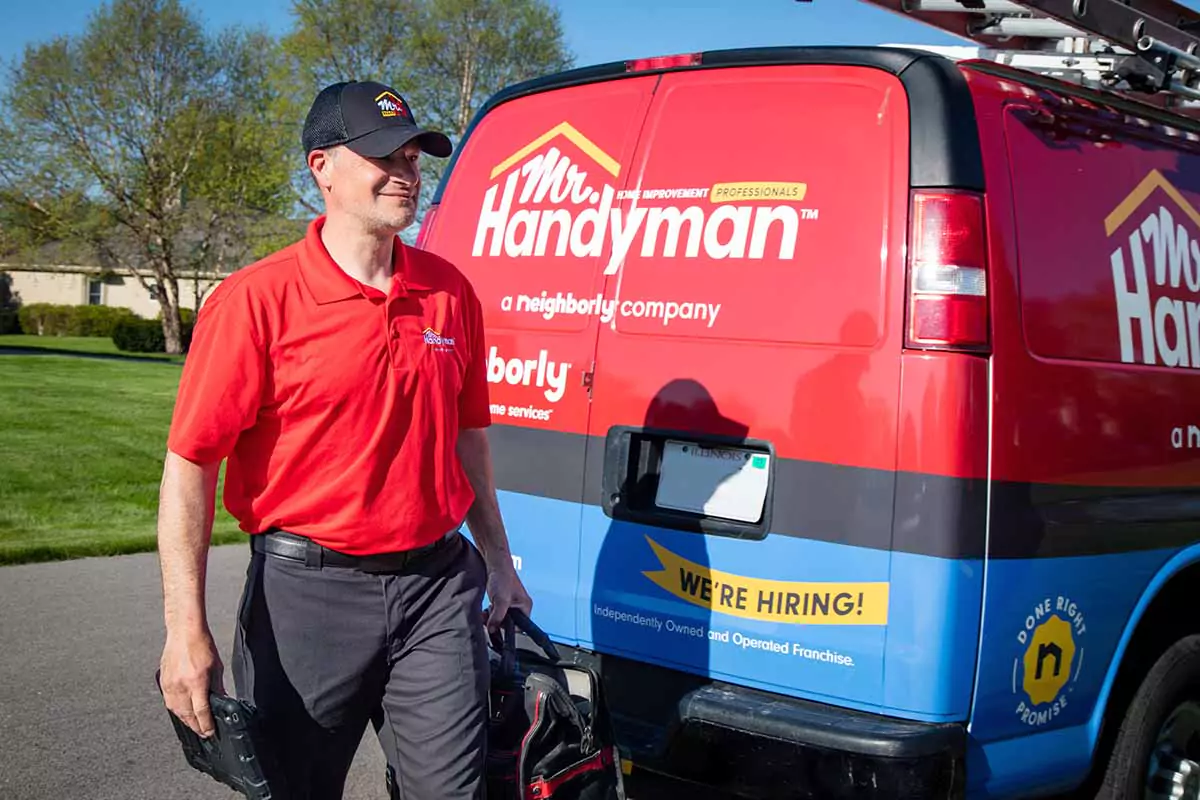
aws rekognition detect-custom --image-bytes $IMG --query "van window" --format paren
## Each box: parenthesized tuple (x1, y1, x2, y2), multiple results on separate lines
(1006, 107, 1200, 368)
(606, 65, 908, 347)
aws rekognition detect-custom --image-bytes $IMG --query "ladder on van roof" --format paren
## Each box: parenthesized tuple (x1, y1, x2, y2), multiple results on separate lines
(854, 0, 1200, 118)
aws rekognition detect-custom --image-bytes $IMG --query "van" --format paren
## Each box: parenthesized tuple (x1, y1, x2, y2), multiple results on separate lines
(416, 44, 1200, 799)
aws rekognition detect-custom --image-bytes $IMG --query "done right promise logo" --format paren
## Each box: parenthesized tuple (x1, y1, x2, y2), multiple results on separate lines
(1012, 595, 1088, 727)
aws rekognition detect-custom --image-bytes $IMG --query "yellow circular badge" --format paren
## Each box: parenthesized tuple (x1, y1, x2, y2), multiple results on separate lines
(1022, 614, 1076, 705)
(1012, 596, 1087, 728)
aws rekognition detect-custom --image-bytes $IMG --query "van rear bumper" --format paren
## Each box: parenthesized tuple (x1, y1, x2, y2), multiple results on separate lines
(561, 645, 965, 799)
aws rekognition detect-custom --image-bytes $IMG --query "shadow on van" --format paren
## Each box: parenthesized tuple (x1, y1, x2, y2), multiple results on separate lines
(588, 377, 750, 756)
(790, 310, 880, 465)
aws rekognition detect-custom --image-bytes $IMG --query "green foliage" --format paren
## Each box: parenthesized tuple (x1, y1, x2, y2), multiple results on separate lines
(278, 0, 574, 230)
(1, 0, 572, 320)
(0, 273, 19, 334)
(406, 0, 575, 135)
(283, 0, 422, 87)
(16, 303, 138, 338)
(0, 0, 296, 353)
(112, 315, 194, 353)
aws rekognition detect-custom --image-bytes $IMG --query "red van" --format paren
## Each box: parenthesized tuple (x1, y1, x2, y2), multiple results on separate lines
(417, 44, 1200, 799)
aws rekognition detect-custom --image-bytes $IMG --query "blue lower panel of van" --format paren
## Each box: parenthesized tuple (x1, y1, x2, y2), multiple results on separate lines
(483, 489, 584, 644)
(576, 507, 982, 722)
(966, 549, 1177, 799)
(488, 488, 1191, 799)
(488, 491, 985, 723)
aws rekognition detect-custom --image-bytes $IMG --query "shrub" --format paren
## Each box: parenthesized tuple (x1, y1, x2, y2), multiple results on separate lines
(112, 318, 165, 352)
(75, 304, 139, 337)
(17, 303, 137, 338)
(112, 316, 194, 353)
(0, 272, 18, 334)
(0, 310, 19, 335)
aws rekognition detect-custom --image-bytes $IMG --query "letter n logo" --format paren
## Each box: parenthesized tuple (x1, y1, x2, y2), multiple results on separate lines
(1034, 642, 1063, 680)
(1022, 615, 1076, 705)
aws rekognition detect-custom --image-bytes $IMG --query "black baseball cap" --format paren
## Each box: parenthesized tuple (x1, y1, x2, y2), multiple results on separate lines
(302, 80, 453, 159)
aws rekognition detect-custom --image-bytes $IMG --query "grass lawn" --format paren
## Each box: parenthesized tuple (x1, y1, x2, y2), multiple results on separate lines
(0, 353, 244, 565)
(0, 334, 185, 363)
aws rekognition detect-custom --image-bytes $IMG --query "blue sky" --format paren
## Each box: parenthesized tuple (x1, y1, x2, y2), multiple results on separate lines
(1, 0, 974, 72)
(7, 0, 1200, 81)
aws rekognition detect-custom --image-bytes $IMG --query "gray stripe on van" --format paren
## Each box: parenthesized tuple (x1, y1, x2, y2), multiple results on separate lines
(486, 424, 988, 559)
(486, 425, 1200, 560)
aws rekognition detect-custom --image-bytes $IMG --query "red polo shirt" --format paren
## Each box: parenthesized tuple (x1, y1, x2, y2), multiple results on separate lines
(166, 216, 492, 555)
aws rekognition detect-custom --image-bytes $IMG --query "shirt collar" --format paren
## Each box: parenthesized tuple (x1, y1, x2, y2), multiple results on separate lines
(300, 215, 433, 304)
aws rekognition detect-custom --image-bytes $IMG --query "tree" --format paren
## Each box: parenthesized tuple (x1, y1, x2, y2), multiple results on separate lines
(279, 0, 573, 235)
(406, 0, 575, 138)
(0, 0, 296, 353)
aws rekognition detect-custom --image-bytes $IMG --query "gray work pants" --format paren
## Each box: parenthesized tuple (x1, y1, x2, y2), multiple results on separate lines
(231, 531, 491, 800)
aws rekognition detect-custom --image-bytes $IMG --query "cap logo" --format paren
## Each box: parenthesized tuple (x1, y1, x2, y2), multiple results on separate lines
(375, 91, 410, 120)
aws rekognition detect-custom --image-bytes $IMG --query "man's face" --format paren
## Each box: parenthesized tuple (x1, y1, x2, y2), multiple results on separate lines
(311, 140, 422, 233)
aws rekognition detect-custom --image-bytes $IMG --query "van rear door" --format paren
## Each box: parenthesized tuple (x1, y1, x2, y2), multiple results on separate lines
(419, 75, 658, 643)
(579, 61, 911, 712)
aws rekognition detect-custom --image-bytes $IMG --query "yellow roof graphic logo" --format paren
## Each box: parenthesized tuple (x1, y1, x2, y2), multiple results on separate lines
(490, 122, 620, 180)
(375, 91, 409, 119)
(1106, 169, 1200, 236)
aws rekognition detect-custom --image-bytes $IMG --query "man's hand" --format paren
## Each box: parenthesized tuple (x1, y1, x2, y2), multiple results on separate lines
(483, 558, 533, 635)
(159, 628, 224, 737)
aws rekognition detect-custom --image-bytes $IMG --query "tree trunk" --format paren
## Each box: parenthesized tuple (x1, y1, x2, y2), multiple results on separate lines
(457, 45, 475, 136)
(158, 269, 183, 354)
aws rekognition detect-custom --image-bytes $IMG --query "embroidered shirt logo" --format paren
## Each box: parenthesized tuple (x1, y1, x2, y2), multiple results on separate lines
(423, 327, 456, 352)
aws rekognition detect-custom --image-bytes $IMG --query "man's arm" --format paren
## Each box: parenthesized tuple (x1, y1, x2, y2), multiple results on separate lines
(456, 427, 532, 632)
(157, 449, 224, 737)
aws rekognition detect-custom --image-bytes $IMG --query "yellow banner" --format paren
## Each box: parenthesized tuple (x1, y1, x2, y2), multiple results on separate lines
(642, 537, 889, 625)
(709, 181, 807, 204)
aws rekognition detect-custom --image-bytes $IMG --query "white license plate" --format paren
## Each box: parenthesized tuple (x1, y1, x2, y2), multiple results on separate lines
(654, 440, 770, 523)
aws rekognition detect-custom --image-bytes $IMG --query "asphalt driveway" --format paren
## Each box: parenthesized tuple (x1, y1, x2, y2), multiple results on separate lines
(0, 543, 388, 800)
(0, 543, 727, 800)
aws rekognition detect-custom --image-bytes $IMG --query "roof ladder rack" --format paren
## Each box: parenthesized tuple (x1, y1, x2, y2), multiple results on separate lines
(855, 0, 1200, 116)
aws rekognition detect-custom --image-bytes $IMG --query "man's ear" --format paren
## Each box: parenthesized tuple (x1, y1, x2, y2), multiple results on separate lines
(307, 147, 336, 192)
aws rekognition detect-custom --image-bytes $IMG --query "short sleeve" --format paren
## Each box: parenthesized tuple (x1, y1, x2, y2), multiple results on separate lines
(457, 282, 492, 430)
(166, 278, 268, 463)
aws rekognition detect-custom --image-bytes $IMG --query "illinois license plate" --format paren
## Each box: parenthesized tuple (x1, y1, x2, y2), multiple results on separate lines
(654, 440, 770, 523)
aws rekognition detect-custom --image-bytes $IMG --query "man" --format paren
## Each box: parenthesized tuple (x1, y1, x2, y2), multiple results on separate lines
(155, 80, 531, 799)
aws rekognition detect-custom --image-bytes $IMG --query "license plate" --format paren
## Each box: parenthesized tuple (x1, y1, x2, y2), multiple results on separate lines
(654, 440, 770, 523)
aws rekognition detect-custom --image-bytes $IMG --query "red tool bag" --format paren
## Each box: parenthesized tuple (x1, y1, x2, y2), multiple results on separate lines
(486, 609, 626, 800)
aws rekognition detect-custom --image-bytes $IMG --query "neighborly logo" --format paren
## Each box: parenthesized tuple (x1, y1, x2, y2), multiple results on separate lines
(1107, 170, 1200, 369)
(375, 91, 410, 119)
(422, 327, 455, 351)
(472, 121, 816, 274)
(486, 346, 570, 403)
(1012, 595, 1086, 728)
(640, 536, 889, 625)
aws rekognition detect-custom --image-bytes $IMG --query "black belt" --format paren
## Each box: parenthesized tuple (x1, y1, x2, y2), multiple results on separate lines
(252, 527, 460, 573)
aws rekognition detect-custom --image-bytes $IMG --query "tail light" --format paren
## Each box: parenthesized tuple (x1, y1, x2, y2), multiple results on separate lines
(626, 52, 702, 72)
(905, 190, 990, 351)
(415, 203, 441, 251)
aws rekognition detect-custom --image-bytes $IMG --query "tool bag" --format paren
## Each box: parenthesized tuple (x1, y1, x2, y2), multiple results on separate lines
(486, 609, 626, 800)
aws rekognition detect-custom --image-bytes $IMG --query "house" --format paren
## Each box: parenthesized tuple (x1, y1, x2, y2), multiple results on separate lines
(1, 262, 224, 318)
